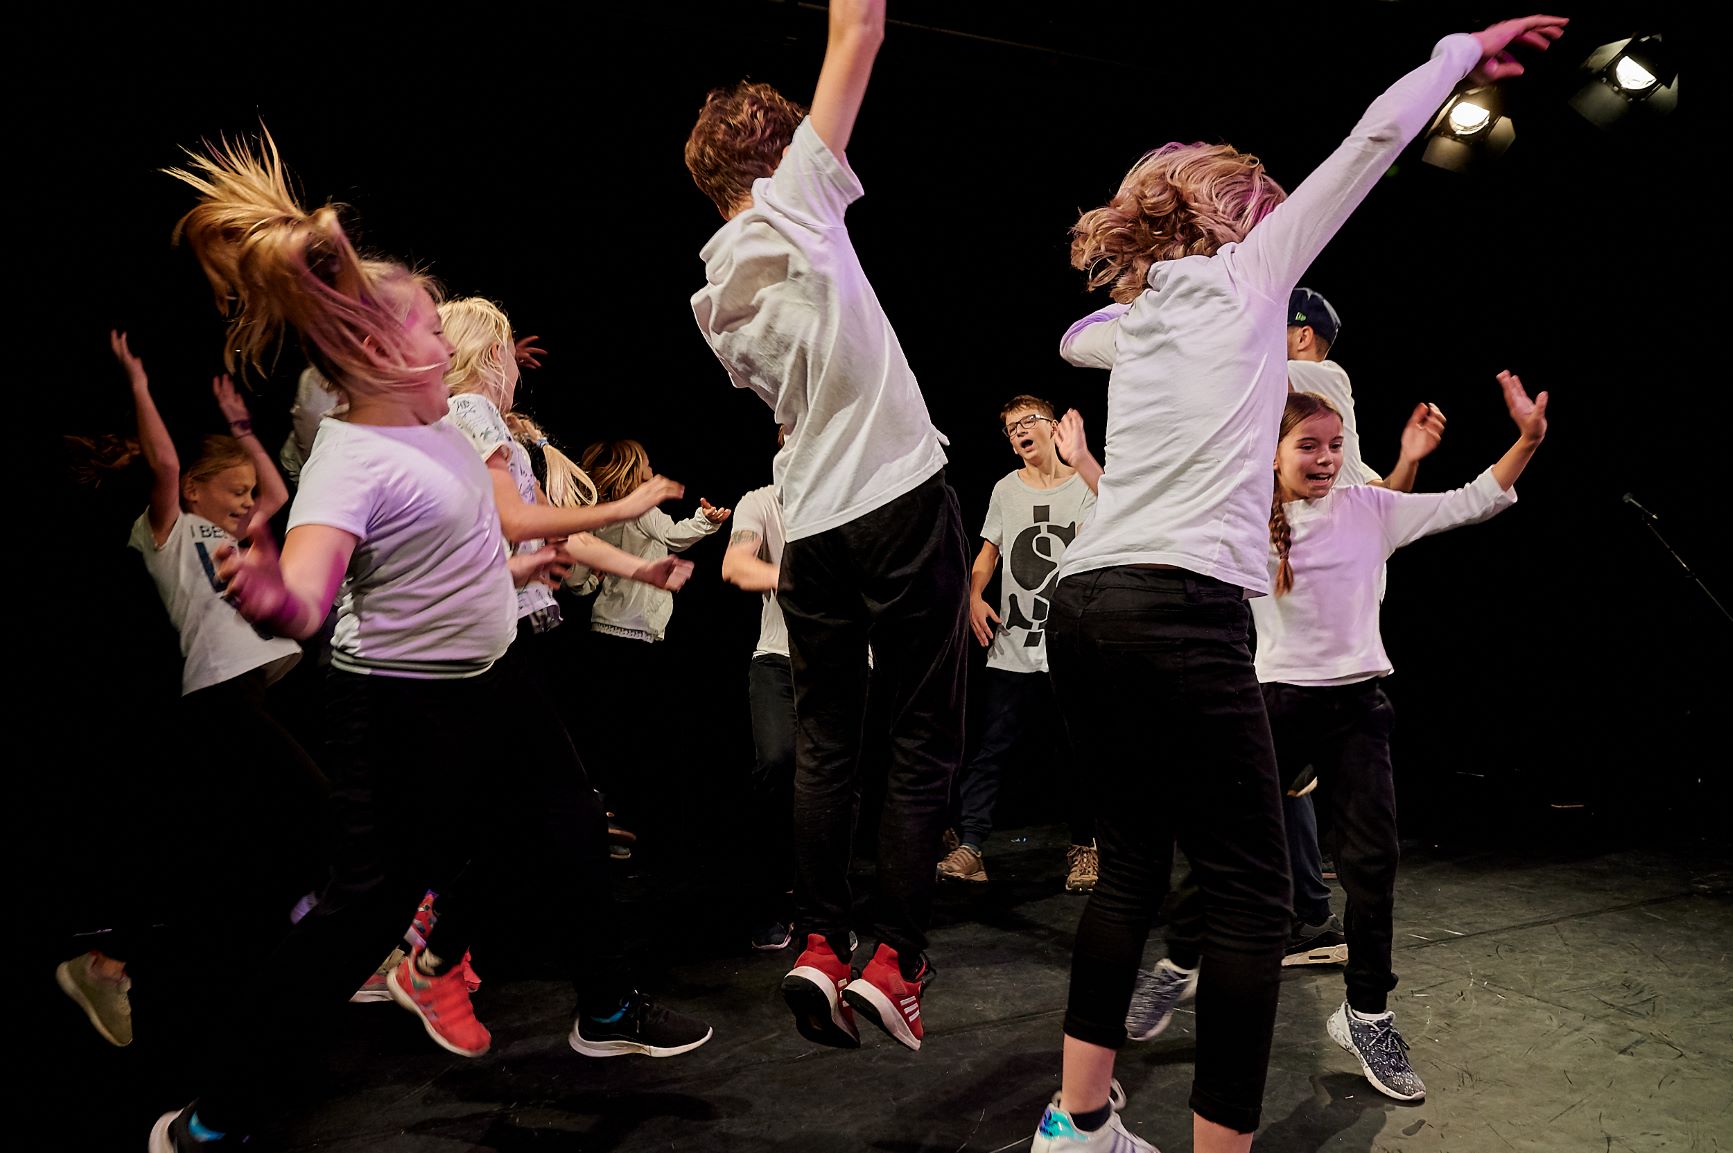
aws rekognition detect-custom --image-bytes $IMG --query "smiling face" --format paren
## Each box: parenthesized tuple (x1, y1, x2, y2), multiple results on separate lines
(1003, 404, 1057, 465)
(1274, 410, 1344, 502)
(183, 463, 258, 535)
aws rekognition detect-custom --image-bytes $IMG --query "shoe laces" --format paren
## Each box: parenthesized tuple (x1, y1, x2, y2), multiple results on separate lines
(1363, 1015, 1409, 1058)
(1068, 844, 1099, 872)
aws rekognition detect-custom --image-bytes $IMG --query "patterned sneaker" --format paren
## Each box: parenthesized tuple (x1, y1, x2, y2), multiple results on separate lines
(386, 947, 492, 1057)
(1065, 843, 1099, 893)
(56, 950, 133, 1047)
(781, 934, 859, 1048)
(1124, 957, 1199, 1041)
(1327, 1001, 1426, 1101)
(350, 946, 405, 1004)
(842, 944, 933, 1051)
(1283, 915, 1349, 966)
(1031, 1093, 1158, 1152)
(569, 992, 713, 1057)
(936, 843, 989, 883)
(406, 889, 439, 950)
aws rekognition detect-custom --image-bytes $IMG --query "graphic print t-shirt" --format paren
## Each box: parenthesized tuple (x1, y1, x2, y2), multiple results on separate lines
(129, 510, 302, 696)
(981, 472, 1095, 674)
(443, 393, 555, 621)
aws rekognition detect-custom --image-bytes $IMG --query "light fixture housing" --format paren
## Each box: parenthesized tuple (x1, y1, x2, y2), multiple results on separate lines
(1570, 35, 1680, 129)
(1421, 87, 1514, 173)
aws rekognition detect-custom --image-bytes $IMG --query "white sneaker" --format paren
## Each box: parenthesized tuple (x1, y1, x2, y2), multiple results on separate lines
(1031, 1088, 1157, 1152)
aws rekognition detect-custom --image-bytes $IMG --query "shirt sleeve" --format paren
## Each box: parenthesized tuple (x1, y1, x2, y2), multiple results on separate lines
(1232, 33, 1481, 297)
(1059, 302, 1131, 369)
(444, 394, 513, 462)
(765, 118, 864, 229)
(638, 506, 719, 552)
(733, 491, 771, 556)
(1368, 467, 1517, 555)
(286, 432, 376, 540)
(980, 480, 1006, 548)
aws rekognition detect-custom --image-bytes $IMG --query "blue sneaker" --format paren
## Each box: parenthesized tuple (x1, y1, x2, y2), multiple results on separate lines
(1327, 1001, 1426, 1101)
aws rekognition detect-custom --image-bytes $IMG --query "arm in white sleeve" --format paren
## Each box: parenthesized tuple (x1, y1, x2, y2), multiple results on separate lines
(1236, 33, 1482, 295)
(640, 506, 720, 552)
(1377, 468, 1516, 554)
(1058, 302, 1131, 369)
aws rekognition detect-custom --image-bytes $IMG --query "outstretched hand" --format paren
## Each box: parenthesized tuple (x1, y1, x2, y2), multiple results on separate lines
(624, 475, 685, 519)
(513, 334, 547, 370)
(211, 373, 251, 425)
(509, 544, 570, 589)
(1054, 409, 1089, 466)
(1398, 402, 1446, 463)
(110, 329, 148, 391)
(699, 497, 733, 525)
(635, 555, 695, 591)
(1470, 14, 1568, 84)
(1499, 370, 1548, 442)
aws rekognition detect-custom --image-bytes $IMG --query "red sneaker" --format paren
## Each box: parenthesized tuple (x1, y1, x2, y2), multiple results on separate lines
(780, 934, 859, 1049)
(843, 944, 931, 1051)
(386, 947, 492, 1057)
(407, 890, 439, 950)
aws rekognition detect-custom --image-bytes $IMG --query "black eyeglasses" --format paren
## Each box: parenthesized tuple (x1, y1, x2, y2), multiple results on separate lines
(1004, 414, 1054, 438)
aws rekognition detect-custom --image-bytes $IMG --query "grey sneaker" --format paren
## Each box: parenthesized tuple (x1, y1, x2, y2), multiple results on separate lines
(56, 950, 133, 1047)
(1124, 958, 1198, 1041)
(1283, 914, 1348, 966)
(1327, 1001, 1426, 1101)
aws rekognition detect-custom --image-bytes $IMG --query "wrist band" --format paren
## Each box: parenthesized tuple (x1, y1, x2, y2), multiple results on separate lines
(229, 418, 255, 437)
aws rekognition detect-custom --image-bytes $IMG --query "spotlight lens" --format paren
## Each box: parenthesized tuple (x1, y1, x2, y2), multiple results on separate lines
(1447, 101, 1492, 135)
(1613, 56, 1658, 92)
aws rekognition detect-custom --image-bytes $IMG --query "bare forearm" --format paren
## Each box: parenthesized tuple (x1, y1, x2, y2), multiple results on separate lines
(566, 534, 654, 580)
(497, 496, 637, 542)
(1491, 435, 1543, 491)
(1377, 457, 1415, 493)
(723, 550, 781, 592)
(1072, 451, 1103, 494)
(132, 384, 179, 479)
(232, 422, 290, 519)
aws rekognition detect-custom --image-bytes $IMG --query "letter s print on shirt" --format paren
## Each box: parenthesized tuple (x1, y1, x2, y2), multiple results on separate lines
(1002, 504, 1077, 649)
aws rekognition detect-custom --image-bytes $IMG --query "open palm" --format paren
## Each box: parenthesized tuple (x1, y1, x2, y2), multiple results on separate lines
(1499, 370, 1548, 441)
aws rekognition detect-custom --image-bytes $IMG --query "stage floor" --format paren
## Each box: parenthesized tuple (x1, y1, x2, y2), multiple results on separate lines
(38, 825, 1733, 1151)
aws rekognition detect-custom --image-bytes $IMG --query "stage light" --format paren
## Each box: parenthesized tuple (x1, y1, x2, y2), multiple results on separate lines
(1570, 35, 1679, 129)
(1421, 87, 1514, 173)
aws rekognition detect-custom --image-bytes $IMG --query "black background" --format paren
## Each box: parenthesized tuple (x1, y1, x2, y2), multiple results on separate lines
(19, 0, 1726, 858)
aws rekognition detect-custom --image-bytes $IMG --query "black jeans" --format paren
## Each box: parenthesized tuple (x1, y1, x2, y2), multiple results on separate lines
(1263, 679, 1399, 1013)
(198, 654, 625, 1135)
(778, 471, 969, 972)
(953, 667, 1092, 849)
(747, 653, 796, 922)
(1048, 566, 1290, 1135)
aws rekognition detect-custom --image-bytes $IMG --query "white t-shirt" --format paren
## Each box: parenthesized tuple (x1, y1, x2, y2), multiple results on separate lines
(691, 117, 949, 541)
(1287, 359, 1378, 489)
(1251, 468, 1515, 686)
(733, 485, 789, 659)
(981, 472, 1095, 674)
(443, 393, 555, 621)
(129, 510, 302, 696)
(287, 416, 516, 677)
(1056, 33, 1481, 596)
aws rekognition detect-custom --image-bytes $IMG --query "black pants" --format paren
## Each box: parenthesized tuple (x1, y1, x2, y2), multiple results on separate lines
(198, 654, 626, 1135)
(578, 629, 665, 836)
(1264, 679, 1399, 1013)
(747, 653, 796, 922)
(1048, 567, 1290, 1135)
(778, 471, 970, 971)
(953, 666, 1092, 849)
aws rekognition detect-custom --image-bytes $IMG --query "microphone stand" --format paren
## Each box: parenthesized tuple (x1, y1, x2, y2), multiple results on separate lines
(1626, 498, 1733, 625)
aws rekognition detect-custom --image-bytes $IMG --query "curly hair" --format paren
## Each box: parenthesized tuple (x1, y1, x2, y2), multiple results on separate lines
(164, 126, 442, 402)
(1269, 392, 1342, 596)
(685, 80, 809, 216)
(1071, 142, 1287, 304)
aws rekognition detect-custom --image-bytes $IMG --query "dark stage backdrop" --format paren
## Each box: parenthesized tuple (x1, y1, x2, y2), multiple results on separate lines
(19, 1, 1725, 861)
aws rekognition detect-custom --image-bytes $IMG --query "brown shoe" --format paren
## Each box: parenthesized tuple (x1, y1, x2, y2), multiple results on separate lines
(1065, 843, 1099, 893)
(936, 843, 988, 883)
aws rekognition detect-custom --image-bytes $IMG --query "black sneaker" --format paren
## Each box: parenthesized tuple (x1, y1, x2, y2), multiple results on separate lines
(568, 993, 713, 1057)
(1283, 914, 1349, 966)
(750, 921, 794, 951)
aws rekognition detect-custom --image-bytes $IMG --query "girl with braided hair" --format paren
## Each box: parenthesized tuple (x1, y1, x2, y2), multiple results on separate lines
(148, 129, 709, 1153)
(1248, 372, 1546, 1102)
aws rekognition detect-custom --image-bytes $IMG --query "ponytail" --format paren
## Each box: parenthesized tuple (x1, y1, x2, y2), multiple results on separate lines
(1269, 488, 1294, 596)
(509, 414, 597, 508)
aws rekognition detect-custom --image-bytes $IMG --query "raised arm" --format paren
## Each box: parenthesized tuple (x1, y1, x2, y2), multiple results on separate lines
(211, 373, 289, 535)
(1055, 409, 1103, 494)
(111, 330, 181, 546)
(808, 0, 885, 158)
(722, 527, 781, 593)
(1373, 402, 1445, 493)
(1490, 370, 1547, 490)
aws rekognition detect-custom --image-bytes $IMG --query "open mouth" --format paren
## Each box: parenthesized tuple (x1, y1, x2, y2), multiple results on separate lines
(1019, 437, 1035, 451)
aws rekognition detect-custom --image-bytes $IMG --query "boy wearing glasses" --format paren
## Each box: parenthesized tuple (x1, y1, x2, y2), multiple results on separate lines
(939, 396, 1098, 891)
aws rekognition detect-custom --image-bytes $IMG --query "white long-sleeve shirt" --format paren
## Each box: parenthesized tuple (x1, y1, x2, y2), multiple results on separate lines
(588, 505, 721, 642)
(1252, 468, 1516, 685)
(1055, 33, 1483, 595)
